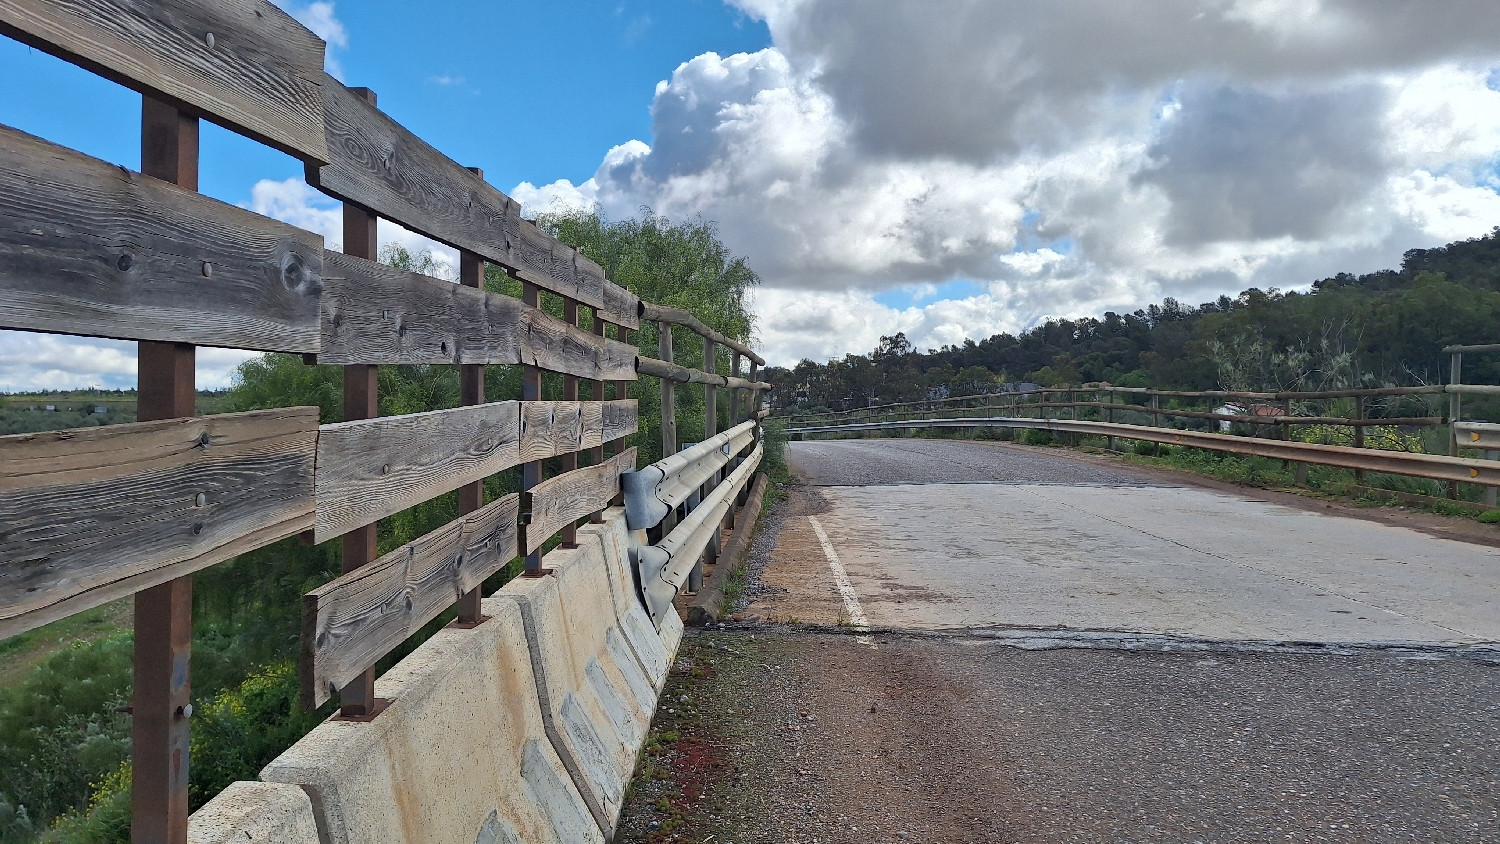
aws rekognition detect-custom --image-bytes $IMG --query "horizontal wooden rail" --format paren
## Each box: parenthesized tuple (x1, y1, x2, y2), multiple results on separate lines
(0, 0, 330, 162)
(0, 408, 318, 639)
(0, 122, 324, 351)
(301, 492, 520, 708)
(1443, 344, 1500, 354)
(313, 399, 637, 541)
(893, 400, 1447, 428)
(523, 447, 636, 554)
(637, 356, 769, 391)
(790, 416, 1500, 488)
(795, 384, 1456, 422)
(640, 302, 762, 365)
(308, 77, 638, 328)
(318, 253, 637, 378)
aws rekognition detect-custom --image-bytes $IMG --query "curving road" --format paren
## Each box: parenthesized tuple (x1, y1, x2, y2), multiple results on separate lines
(762, 437, 1500, 644)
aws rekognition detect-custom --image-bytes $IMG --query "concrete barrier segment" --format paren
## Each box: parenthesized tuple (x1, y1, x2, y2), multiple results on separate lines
(188, 781, 320, 844)
(493, 537, 658, 837)
(259, 600, 600, 844)
(578, 511, 672, 691)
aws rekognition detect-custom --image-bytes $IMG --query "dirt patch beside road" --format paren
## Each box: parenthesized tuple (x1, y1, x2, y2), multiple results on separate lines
(617, 628, 1500, 844)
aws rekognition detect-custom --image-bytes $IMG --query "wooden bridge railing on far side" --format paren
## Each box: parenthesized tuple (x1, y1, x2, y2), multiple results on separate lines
(784, 374, 1500, 505)
(0, 1, 771, 839)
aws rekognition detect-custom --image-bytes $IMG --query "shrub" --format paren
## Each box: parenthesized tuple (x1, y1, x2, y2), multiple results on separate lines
(1021, 428, 1054, 446)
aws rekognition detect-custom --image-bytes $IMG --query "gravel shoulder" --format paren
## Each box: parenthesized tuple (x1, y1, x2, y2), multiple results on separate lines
(617, 628, 1500, 843)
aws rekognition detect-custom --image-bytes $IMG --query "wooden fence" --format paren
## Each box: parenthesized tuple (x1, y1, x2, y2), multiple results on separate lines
(0, 2, 769, 840)
(786, 376, 1500, 503)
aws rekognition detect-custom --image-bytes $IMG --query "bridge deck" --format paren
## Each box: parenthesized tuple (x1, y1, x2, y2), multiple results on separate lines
(615, 438, 1500, 842)
(749, 438, 1500, 644)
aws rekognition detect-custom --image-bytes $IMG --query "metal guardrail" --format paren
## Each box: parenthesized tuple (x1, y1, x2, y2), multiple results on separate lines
(631, 442, 762, 626)
(622, 421, 763, 626)
(788, 416, 1500, 489)
(621, 419, 757, 529)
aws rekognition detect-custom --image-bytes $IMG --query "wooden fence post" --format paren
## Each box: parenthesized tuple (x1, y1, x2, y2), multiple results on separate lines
(730, 352, 743, 426)
(131, 94, 199, 844)
(659, 321, 676, 459)
(692, 337, 717, 592)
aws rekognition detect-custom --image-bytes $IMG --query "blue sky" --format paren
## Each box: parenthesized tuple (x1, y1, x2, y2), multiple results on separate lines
(4, 1, 1500, 388)
(0, 0, 769, 210)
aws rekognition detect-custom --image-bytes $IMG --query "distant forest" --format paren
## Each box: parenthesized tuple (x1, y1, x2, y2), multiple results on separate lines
(767, 229, 1500, 411)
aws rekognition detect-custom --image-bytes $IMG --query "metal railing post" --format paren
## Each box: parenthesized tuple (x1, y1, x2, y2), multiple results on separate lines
(521, 278, 546, 574)
(1450, 352, 1462, 499)
(455, 166, 487, 624)
(132, 94, 199, 844)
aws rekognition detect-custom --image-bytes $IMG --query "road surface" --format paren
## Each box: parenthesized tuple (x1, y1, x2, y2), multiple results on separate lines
(618, 438, 1500, 844)
(749, 438, 1500, 644)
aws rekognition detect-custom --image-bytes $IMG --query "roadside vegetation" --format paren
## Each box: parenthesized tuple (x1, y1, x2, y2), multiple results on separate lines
(770, 229, 1500, 411)
(0, 210, 758, 843)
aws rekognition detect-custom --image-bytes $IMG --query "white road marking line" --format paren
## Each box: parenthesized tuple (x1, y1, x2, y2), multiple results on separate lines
(808, 516, 874, 646)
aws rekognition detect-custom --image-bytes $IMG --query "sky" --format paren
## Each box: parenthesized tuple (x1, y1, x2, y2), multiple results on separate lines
(4, 0, 1500, 389)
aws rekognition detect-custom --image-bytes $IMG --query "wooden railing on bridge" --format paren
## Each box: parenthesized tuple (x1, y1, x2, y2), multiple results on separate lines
(0, 1, 769, 839)
(785, 374, 1500, 504)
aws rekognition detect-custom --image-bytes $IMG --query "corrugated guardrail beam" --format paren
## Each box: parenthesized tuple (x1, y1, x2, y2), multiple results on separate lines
(788, 416, 1500, 488)
(620, 419, 756, 530)
(633, 443, 763, 627)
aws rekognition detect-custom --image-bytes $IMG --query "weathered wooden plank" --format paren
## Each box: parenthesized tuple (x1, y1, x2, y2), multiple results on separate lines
(524, 448, 636, 554)
(0, 0, 327, 163)
(0, 408, 318, 638)
(640, 301, 761, 365)
(0, 122, 324, 351)
(521, 303, 639, 382)
(301, 492, 519, 707)
(580, 401, 604, 451)
(519, 401, 582, 463)
(313, 401, 520, 542)
(317, 252, 638, 377)
(318, 251, 518, 365)
(602, 400, 639, 443)
(308, 77, 639, 327)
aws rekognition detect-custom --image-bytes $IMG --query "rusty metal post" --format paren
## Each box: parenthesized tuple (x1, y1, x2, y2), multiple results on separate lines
(521, 278, 547, 574)
(589, 310, 609, 523)
(337, 145, 382, 715)
(132, 95, 198, 844)
(611, 325, 632, 507)
(1450, 352, 1462, 499)
(1151, 393, 1162, 457)
(1106, 388, 1117, 452)
(455, 201, 487, 622)
(559, 297, 580, 548)
(1352, 395, 1365, 485)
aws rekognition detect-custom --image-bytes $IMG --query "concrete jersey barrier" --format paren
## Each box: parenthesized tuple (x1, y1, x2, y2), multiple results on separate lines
(188, 781, 321, 844)
(189, 507, 687, 844)
(256, 598, 601, 844)
(492, 530, 660, 837)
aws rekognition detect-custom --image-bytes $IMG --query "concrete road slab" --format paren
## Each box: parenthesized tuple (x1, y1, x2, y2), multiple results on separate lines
(764, 440, 1500, 645)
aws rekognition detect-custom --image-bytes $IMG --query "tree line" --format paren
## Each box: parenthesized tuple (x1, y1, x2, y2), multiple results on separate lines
(767, 229, 1500, 412)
